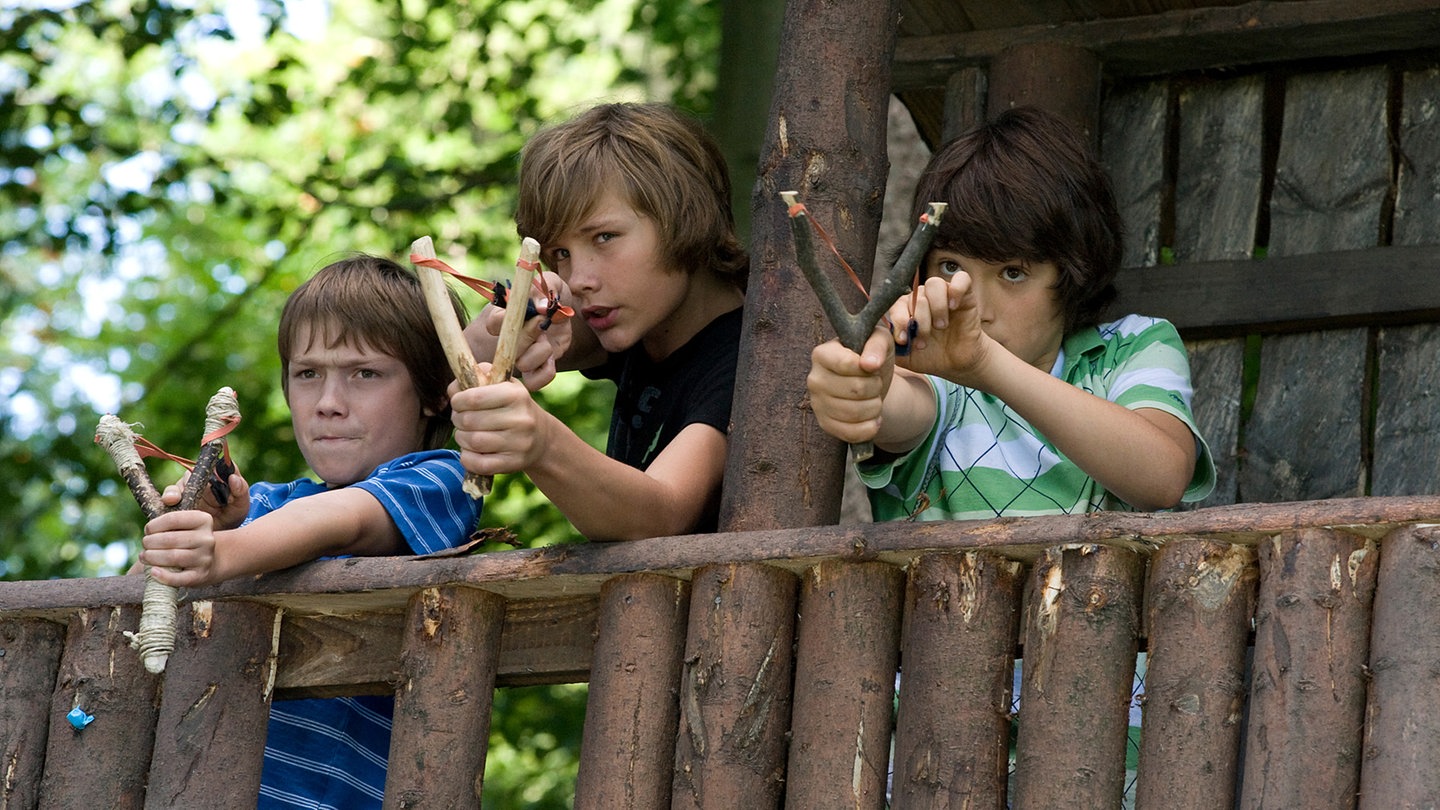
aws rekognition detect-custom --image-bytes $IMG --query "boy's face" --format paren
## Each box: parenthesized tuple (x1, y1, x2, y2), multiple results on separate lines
(285, 324, 429, 487)
(927, 251, 1066, 373)
(543, 192, 694, 359)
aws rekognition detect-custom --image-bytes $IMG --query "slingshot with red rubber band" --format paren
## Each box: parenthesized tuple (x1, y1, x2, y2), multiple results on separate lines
(783, 191, 946, 460)
(411, 235, 547, 499)
(409, 251, 573, 331)
(95, 386, 241, 673)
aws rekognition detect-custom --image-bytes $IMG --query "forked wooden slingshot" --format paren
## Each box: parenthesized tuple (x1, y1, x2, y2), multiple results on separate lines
(782, 191, 947, 461)
(410, 235, 542, 498)
(95, 386, 240, 674)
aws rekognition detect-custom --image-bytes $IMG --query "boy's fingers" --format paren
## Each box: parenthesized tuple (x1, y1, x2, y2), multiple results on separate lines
(860, 328, 894, 371)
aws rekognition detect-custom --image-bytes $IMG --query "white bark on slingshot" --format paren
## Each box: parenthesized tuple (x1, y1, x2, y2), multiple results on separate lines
(96, 386, 240, 674)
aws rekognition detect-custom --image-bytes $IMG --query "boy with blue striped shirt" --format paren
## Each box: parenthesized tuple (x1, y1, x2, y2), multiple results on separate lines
(807, 106, 1214, 519)
(139, 255, 483, 808)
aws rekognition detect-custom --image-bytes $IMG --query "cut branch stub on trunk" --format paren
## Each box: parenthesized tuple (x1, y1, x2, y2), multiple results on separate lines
(782, 192, 946, 460)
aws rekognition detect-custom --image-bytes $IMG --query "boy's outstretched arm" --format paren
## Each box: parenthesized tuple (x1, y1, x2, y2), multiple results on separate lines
(912, 274, 1198, 510)
(968, 350, 1197, 510)
(450, 372, 720, 541)
(806, 327, 936, 456)
(140, 487, 405, 587)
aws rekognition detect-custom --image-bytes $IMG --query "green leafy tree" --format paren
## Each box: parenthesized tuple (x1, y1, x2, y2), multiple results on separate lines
(1, 0, 723, 579)
(0, 1, 749, 806)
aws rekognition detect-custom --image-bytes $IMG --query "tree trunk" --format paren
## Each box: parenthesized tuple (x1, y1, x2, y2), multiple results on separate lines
(785, 560, 904, 808)
(892, 551, 1023, 809)
(1357, 524, 1440, 808)
(575, 573, 689, 809)
(1239, 528, 1376, 809)
(40, 606, 160, 809)
(386, 586, 506, 808)
(1, 617, 66, 810)
(672, 563, 797, 810)
(1012, 545, 1143, 810)
(719, 0, 899, 532)
(147, 600, 278, 809)
(1137, 538, 1257, 809)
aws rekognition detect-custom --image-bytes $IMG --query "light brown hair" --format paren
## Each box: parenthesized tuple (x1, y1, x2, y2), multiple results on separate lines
(277, 255, 467, 451)
(515, 102, 748, 288)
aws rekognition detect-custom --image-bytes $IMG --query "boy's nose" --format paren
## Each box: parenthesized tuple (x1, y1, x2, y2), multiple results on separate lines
(567, 255, 600, 293)
(315, 378, 347, 413)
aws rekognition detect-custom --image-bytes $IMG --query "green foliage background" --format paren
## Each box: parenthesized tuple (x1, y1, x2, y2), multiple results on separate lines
(0, 0, 743, 805)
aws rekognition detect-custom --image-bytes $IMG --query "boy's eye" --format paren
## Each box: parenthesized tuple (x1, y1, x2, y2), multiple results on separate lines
(356, 368, 380, 380)
(292, 368, 317, 380)
(937, 259, 961, 277)
(1000, 265, 1028, 282)
(596, 232, 616, 244)
(550, 247, 570, 262)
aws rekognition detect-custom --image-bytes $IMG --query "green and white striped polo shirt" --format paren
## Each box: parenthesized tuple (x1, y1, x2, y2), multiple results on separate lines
(859, 314, 1216, 522)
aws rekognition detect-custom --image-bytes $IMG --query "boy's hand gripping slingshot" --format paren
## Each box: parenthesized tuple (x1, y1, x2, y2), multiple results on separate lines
(94, 386, 240, 674)
(783, 191, 947, 461)
(410, 235, 546, 498)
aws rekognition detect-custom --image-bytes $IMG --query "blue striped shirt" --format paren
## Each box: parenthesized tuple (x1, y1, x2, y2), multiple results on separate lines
(249, 450, 482, 809)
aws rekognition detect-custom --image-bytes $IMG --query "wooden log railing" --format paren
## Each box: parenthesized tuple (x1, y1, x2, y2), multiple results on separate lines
(4, 495, 1440, 808)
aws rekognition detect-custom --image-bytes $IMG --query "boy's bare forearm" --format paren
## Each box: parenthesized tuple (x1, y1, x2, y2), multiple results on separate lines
(214, 490, 405, 581)
(966, 351, 1196, 510)
(873, 369, 938, 455)
(522, 415, 723, 541)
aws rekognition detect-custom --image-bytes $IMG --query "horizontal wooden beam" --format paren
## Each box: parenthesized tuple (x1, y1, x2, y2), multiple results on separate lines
(893, 0, 1440, 88)
(6, 495, 1439, 688)
(1113, 244, 1440, 339)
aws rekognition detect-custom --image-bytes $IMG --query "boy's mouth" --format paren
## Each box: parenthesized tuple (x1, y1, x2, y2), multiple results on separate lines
(582, 306, 615, 329)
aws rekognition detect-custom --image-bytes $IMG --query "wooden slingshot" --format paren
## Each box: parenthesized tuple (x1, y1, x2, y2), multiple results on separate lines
(783, 191, 947, 460)
(410, 235, 542, 498)
(94, 386, 240, 674)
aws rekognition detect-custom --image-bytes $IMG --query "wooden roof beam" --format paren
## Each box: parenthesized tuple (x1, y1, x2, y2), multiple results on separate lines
(893, 0, 1440, 89)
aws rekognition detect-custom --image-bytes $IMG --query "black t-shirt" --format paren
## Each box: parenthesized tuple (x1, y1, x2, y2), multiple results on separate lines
(584, 307, 743, 472)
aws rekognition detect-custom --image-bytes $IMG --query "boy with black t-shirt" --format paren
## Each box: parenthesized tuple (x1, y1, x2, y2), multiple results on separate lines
(453, 103, 748, 540)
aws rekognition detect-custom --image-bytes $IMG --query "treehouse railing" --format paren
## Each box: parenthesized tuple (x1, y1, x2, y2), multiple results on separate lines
(4, 495, 1440, 808)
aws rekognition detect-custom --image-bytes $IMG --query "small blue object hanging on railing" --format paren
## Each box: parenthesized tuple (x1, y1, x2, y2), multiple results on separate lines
(66, 706, 95, 731)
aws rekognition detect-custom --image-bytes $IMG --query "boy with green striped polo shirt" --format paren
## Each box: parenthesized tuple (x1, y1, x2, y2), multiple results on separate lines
(807, 105, 1214, 521)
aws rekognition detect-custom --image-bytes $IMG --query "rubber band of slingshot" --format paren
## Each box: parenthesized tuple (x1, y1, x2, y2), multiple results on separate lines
(788, 201, 870, 300)
(132, 435, 196, 468)
(410, 253, 571, 325)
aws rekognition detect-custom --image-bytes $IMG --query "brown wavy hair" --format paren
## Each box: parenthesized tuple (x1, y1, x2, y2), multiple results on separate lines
(515, 102, 748, 289)
(911, 106, 1122, 334)
(277, 255, 468, 451)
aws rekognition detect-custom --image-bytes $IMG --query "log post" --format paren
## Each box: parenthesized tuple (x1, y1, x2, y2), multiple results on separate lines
(1011, 544, 1144, 810)
(720, 0, 899, 531)
(146, 600, 281, 808)
(39, 605, 160, 808)
(892, 551, 1024, 809)
(1239, 528, 1377, 809)
(784, 560, 904, 808)
(575, 573, 690, 809)
(1136, 538, 1258, 808)
(1358, 524, 1440, 809)
(672, 563, 798, 810)
(986, 43, 1101, 146)
(1, 617, 66, 809)
(386, 585, 507, 808)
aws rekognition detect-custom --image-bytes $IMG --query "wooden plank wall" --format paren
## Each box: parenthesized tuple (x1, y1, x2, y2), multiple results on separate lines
(1102, 55, 1440, 507)
(1376, 66, 1440, 495)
